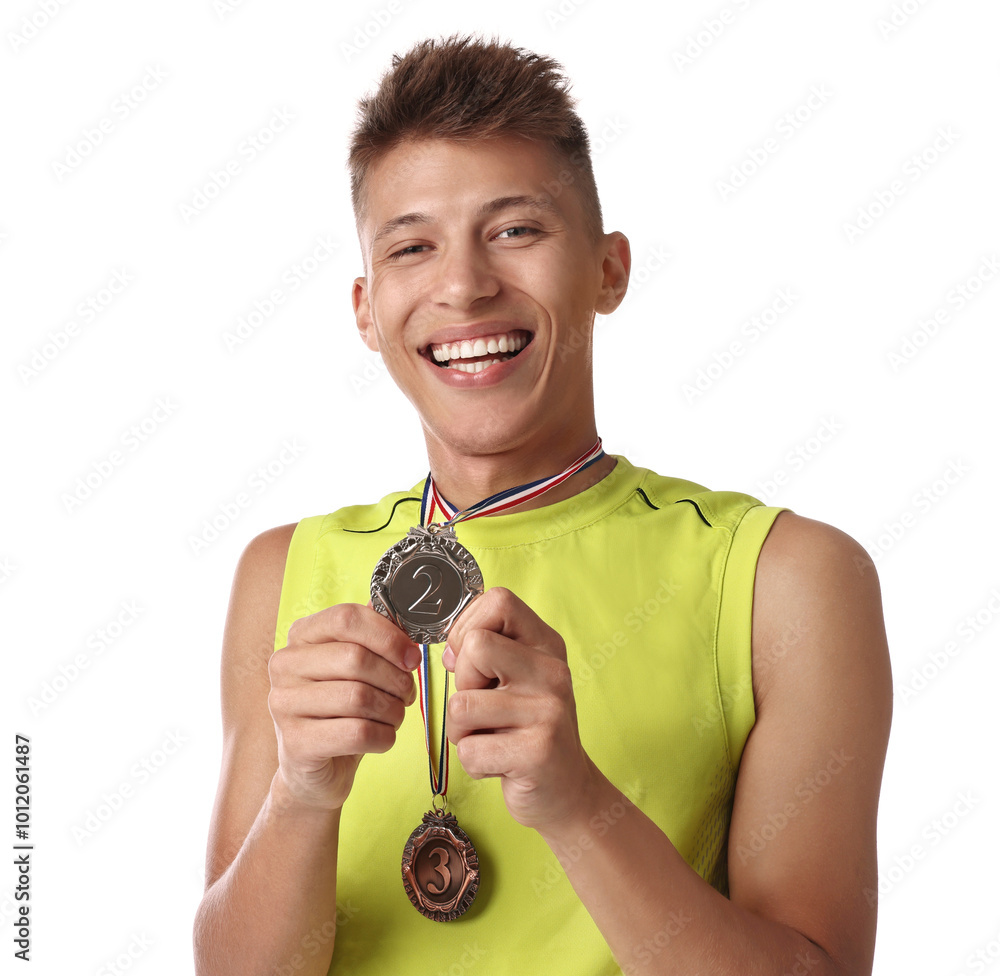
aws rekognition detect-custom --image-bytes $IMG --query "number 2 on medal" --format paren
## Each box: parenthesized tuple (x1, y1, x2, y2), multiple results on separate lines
(408, 563, 444, 616)
(426, 846, 451, 894)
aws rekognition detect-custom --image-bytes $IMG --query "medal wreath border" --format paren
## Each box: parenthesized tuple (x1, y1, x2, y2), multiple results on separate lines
(370, 526, 484, 644)
(401, 811, 480, 922)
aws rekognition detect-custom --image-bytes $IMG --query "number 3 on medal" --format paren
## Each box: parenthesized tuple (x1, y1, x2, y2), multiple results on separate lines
(426, 846, 451, 894)
(407, 563, 444, 616)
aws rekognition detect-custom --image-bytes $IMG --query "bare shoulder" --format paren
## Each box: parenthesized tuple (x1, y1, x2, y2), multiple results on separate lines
(750, 511, 892, 712)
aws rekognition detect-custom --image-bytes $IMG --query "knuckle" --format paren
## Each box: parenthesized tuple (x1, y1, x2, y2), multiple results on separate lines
(346, 680, 374, 714)
(342, 718, 367, 754)
(285, 617, 304, 644)
(383, 698, 405, 729)
(342, 642, 367, 674)
(267, 686, 289, 720)
(548, 660, 574, 698)
(490, 586, 516, 609)
(448, 691, 469, 721)
(266, 647, 287, 682)
(327, 603, 354, 633)
(456, 738, 483, 778)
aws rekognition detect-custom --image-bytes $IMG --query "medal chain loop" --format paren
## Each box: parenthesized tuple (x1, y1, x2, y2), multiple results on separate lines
(413, 437, 606, 802)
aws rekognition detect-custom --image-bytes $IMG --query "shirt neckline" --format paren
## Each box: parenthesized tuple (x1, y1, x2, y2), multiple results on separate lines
(406, 454, 643, 549)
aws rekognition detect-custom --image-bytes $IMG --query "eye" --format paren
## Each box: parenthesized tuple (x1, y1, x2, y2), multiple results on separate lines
(494, 226, 538, 240)
(387, 244, 428, 262)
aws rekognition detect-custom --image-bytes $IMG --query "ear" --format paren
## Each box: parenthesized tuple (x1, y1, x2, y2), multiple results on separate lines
(594, 232, 631, 315)
(352, 275, 379, 352)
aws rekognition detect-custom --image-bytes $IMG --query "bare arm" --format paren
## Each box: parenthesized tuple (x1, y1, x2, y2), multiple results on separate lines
(193, 524, 341, 976)
(447, 512, 893, 974)
(535, 512, 893, 974)
(192, 525, 419, 976)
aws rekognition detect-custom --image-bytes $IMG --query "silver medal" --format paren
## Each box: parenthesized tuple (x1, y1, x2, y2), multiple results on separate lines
(370, 525, 484, 644)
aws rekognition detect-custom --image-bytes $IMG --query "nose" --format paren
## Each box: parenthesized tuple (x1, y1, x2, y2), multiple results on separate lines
(430, 240, 500, 310)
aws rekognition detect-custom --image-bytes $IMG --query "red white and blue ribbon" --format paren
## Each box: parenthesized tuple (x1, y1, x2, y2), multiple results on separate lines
(413, 438, 605, 801)
(421, 437, 606, 528)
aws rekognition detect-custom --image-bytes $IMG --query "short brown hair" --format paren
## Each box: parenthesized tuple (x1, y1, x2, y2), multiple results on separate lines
(348, 33, 604, 244)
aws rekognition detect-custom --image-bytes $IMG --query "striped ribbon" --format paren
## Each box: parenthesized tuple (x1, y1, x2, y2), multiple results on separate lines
(413, 438, 605, 801)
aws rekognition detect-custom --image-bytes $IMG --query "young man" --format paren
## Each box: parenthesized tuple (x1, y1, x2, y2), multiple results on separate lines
(194, 35, 892, 976)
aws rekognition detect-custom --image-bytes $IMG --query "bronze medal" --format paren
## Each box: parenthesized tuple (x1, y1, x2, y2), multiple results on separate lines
(401, 809, 480, 921)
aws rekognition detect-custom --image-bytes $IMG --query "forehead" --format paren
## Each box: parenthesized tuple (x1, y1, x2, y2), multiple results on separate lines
(361, 135, 581, 244)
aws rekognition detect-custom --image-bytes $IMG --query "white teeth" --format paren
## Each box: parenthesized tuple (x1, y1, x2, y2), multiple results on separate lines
(448, 358, 504, 373)
(428, 330, 530, 364)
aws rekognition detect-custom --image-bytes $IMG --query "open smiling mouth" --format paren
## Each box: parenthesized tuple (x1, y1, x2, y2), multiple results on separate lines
(424, 330, 533, 374)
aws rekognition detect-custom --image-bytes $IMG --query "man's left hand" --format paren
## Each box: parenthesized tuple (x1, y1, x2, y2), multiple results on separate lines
(442, 586, 597, 831)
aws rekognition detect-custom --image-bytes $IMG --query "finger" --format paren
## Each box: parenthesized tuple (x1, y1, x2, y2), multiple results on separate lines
(447, 587, 563, 660)
(447, 687, 534, 739)
(288, 603, 421, 672)
(283, 715, 400, 758)
(452, 727, 525, 781)
(276, 679, 408, 729)
(270, 643, 417, 706)
(448, 630, 528, 690)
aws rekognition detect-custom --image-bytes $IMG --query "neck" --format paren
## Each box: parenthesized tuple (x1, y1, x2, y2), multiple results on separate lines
(424, 426, 616, 517)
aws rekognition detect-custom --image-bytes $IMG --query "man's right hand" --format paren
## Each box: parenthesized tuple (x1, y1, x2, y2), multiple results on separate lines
(267, 603, 420, 810)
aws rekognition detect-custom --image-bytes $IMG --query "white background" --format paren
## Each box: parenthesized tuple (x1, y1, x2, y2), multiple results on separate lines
(2, 0, 998, 973)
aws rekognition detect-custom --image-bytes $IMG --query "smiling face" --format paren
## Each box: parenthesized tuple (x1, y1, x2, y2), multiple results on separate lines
(352, 134, 629, 470)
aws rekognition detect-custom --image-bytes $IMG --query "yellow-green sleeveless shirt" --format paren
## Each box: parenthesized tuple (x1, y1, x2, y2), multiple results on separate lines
(273, 456, 787, 974)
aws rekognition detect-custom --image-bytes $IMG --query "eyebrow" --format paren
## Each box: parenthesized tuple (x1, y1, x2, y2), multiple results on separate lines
(370, 195, 563, 250)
